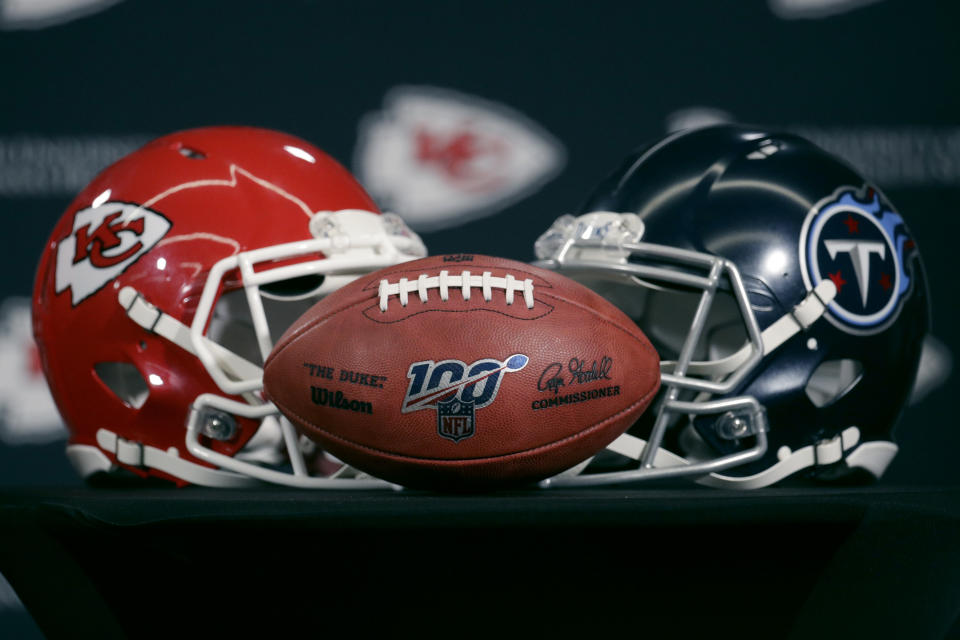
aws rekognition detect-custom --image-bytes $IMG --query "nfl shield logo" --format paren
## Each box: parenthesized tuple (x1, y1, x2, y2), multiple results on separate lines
(437, 397, 475, 443)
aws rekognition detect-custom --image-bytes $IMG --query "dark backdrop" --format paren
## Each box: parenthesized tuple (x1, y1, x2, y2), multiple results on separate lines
(1, 2, 956, 480)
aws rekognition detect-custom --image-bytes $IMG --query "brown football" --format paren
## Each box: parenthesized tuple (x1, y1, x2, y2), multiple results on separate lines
(263, 254, 660, 490)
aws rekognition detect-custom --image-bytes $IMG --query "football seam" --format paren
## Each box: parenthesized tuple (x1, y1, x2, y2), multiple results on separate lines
(361, 302, 556, 323)
(274, 382, 659, 465)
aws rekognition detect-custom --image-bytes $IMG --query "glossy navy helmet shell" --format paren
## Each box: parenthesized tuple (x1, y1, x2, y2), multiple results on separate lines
(535, 125, 929, 488)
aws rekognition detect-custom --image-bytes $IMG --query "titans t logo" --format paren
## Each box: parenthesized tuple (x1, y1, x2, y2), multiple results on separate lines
(799, 185, 918, 335)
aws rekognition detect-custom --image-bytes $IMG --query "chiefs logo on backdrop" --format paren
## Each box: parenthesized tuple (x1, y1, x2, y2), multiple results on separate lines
(55, 201, 171, 305)
(355, 86, 565, 232)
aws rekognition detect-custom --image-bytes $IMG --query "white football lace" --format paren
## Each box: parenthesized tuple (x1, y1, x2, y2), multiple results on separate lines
(378, 270, 535, 311)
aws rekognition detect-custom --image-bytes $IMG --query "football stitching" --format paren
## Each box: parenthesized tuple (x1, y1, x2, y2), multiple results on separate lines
(377, 271, 536, 311)
(360, 262, 556, 292)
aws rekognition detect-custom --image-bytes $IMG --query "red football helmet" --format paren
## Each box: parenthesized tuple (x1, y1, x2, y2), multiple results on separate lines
(33, 126, 426, 487)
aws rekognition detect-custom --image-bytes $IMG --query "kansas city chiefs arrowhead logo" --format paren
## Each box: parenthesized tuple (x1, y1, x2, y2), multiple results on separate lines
(55, 202, 171, 305)
(355, 86, 566, 232)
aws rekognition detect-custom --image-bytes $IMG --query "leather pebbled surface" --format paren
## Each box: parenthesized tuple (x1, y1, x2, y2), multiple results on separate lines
(264, 254, 660, 490)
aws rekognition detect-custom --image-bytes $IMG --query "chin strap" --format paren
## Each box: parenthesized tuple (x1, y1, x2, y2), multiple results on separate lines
(601, 427, 897, 489)
(63, 429, 261, 487)
(70, 424, 397, 490)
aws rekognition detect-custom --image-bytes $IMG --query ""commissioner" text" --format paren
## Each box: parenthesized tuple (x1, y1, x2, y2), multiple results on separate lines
(531, 385, 621, 410)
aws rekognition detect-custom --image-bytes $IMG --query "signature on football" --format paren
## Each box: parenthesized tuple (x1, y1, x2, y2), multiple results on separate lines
(537, 356, 613, 395)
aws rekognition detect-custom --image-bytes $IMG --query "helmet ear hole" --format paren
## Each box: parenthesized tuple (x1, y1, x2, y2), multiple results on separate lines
(804, 359, 864, 408)
(93, 362, 150, 409)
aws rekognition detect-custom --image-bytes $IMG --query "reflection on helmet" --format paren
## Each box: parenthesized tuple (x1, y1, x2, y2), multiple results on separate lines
(535, 125, 929, 489)
(33, 126, 427, 488)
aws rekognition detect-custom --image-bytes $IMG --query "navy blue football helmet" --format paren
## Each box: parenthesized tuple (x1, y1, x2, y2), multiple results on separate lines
(535, 125, 929, 488)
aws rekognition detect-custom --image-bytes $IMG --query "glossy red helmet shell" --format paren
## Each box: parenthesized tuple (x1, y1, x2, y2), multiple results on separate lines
(33, 126, 426, 487)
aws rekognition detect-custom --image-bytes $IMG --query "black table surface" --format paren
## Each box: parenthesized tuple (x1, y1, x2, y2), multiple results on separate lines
(1, 485, 958, 639)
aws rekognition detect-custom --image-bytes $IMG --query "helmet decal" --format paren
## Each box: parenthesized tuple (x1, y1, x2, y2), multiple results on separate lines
(55, 201, 171, 305)
(799, 185, 917, 335)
